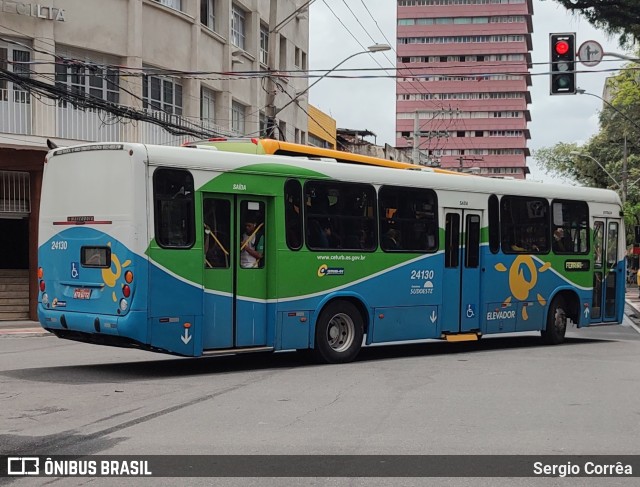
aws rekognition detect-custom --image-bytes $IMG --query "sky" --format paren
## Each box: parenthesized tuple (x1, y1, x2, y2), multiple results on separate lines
(307, 0, 631, 183)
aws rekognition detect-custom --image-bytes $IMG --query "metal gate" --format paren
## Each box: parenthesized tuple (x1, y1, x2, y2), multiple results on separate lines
(0, 170, 30, 216)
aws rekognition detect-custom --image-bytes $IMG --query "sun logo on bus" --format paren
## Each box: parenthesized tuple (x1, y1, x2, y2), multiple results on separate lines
(101, 242, 132, 302)
(495, 256, 551, 320)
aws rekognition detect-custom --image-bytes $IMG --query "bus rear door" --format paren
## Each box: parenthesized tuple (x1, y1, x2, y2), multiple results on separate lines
(591, 218, 623, 323)
(441, 209, 483, 334)
(202, 195, 269, 350)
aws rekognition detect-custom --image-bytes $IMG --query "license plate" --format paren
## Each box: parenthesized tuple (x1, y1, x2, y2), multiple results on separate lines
(73, 288, 92, 299)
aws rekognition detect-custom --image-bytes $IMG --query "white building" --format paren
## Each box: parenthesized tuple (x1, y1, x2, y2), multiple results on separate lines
(0, 0, 310, 320)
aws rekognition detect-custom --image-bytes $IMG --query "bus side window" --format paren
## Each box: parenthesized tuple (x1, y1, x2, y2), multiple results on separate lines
(153, 168, 195, 249)
(500, 195, 549, 254)
(551, 199, 589, 255)
(305, 181, 376, 251)
(284, 179, 303, 250)
(378, 185, 438, 253)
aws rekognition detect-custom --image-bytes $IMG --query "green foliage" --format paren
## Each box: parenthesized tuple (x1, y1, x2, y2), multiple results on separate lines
(532, 142, 581, 182)
(552, 1, 640, 47)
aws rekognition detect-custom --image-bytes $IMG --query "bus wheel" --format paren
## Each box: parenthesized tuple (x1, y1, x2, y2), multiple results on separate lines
(313, 301, 363, 364)
(541, 296, 567, 345)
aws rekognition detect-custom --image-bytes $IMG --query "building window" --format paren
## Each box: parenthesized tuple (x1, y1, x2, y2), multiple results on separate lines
(232, 101, 245, 133)
(231, 5, 246, 50)
(201, 0, 215, 30)
(0, 46, 31, 102)
(279, 35, 287, 71)
(301, 51, 307, 70)
(309, 134, 330, 148)
(201, 87, 216, 127)
(55, 59, 119, 107)
(156, 0, 182, 10)
(259, 112, 269, 136)
(143, 73, 182, 115)
(153, 0, 182, 11)
(260, 24, 268, 65)
(294, 47, 301, 68)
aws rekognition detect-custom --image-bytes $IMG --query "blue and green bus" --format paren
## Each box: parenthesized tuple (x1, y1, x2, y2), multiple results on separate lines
(37, 142, 625, 363)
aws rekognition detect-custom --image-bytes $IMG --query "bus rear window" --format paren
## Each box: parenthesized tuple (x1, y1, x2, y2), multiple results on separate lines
(81, 246, 111, 268)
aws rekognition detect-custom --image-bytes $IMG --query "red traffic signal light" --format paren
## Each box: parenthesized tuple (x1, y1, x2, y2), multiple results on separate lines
(554, 40, 570, 56)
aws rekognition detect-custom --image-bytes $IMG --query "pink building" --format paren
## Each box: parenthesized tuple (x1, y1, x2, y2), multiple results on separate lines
(395, 0, 533, 178)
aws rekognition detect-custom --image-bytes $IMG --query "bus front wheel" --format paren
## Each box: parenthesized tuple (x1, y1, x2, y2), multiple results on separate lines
(313, 301, 363, 364)
(541, 295, 567, 345)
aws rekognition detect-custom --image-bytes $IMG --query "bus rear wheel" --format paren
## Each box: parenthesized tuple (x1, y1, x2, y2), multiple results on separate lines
(313, 301, 363, 364)
(541, 295, 567, 345)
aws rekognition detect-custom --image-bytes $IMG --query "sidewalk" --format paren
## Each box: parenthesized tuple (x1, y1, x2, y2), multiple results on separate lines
(625, 287, 640, 316)
(0, 319, 49, 336)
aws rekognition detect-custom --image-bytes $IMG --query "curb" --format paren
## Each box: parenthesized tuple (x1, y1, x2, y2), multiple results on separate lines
(0, 326, 51, 337)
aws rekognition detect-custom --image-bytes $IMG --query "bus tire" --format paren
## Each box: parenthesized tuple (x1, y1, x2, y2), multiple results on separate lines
(312, 301, 363, 364)
(541, 295, 567, 345)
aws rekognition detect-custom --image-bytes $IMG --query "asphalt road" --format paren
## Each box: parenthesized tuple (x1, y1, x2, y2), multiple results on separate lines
(1, 314, 640, 486)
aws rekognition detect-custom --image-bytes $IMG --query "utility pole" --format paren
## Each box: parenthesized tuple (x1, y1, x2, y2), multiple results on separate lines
(265, 0, 278, 139)
(412, 111, 420, 164)
(623, 134, 628, 205)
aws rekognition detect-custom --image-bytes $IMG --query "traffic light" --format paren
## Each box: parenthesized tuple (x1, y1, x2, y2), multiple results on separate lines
(550, 33, 576, 95)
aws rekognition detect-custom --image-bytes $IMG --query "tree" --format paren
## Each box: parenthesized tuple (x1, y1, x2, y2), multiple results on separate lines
(552, 1, 640, 47)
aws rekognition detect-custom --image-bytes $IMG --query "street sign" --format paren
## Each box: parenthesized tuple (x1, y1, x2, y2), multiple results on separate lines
(578, 40, 603, 67)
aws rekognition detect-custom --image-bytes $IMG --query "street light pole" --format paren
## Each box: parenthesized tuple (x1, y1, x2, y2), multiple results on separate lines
(274, 43, 391, 117)
(576, 88, 640, 133)
(570, 150, 626, 203)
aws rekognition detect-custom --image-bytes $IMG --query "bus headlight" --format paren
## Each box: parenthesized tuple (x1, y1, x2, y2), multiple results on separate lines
(119, 299, 129, 312)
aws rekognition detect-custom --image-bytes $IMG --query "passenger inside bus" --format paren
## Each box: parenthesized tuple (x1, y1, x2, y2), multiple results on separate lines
(382, 228, 402, 250)
(240, 216, 264, 268)
(553, 227, 568, 252)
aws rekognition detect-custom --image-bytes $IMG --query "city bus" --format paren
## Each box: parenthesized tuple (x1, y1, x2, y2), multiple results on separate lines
(37, 142, 625, 363)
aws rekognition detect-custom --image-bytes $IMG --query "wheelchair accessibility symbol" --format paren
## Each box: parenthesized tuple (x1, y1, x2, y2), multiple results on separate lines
(466, 304, 476, 319)
(71, 262, 79, 279)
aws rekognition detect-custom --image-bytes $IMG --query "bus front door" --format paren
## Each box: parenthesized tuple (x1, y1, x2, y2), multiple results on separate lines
(441, 209, 483, 334)
(591, 218, 622, 323)
(202, 195, 268, 350)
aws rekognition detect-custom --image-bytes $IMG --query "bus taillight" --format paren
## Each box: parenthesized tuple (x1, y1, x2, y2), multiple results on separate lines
(38, 267, 43, 279)
(39, 280, 45, 292)
(122, 284, 131, 298)
(124, 270, 133, 283)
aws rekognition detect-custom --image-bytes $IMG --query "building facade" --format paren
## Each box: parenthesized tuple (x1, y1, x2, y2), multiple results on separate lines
(395, 0, 532, 178)
(0, 0, 309, 320)
(307, 104, 337, 149)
